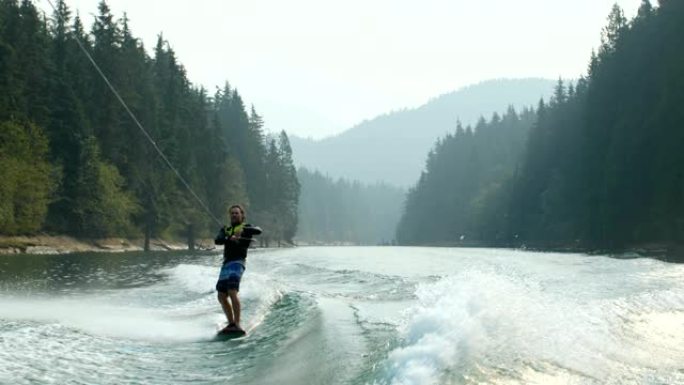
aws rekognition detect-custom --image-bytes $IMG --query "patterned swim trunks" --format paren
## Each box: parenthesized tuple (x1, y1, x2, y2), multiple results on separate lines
(216, 261, 245, 292)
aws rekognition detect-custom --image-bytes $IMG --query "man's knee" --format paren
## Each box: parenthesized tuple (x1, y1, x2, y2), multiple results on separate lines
(217, 292, 228, 303)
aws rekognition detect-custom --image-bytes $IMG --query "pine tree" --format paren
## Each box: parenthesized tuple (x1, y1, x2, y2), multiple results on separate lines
(637, 0, 654, 20)
(600, 4, 628, 55)
(89, 0, 122, 161)
(277, 131, 300, 243)
(16, 0, 53, 127)
(45, 0, 90, 232)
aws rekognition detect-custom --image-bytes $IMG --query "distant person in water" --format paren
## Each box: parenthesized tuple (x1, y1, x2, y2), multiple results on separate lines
(214, 205, 262, 333)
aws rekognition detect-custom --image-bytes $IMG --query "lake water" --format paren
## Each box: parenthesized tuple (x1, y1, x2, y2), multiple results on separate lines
(1, 247, 683, 384)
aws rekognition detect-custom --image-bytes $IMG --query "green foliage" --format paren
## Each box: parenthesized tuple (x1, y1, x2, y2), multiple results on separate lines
(0, 0, 300, 244)
(0, 120, 57, 234)
(72, 136, 138, 237)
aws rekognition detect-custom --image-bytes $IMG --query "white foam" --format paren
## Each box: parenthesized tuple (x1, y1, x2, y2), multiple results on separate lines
(383, 273, 498, 385)
(0, 297, 210, 342)
(381, 269, 684, 385)
(0, 261, 286, 344)
(162, 263, 217, 294)
(238, 271, 284, 331)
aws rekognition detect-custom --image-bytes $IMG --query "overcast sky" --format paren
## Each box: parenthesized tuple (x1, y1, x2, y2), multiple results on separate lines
(44, 0, 643, 138)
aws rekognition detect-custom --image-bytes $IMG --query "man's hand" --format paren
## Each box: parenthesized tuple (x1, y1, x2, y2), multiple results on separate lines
(229, 230, 243, 242)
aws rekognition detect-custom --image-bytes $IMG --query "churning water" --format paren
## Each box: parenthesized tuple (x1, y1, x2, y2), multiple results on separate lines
(1, 247, 683, 384)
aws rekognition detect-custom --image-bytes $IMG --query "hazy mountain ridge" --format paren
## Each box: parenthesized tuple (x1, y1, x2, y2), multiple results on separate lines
(290, 78, 556, 187)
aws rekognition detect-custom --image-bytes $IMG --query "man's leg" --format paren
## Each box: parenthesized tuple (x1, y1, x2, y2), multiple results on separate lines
(227, 289, 241, 328)
(217, 291, 235, 324)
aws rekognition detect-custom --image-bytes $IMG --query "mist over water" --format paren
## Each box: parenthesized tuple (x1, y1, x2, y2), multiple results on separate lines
(1, 248, 683, 384)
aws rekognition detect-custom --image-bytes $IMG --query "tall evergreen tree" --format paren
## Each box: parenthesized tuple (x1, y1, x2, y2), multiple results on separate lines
(277, 131, 300, 243)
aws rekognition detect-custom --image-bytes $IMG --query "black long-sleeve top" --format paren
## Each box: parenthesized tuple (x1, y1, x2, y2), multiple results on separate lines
(214, 224, 253, 264)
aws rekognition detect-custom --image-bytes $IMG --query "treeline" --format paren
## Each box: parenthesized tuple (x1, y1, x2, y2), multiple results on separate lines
(0, 0, 299, 247)
(397, 108, 536, 244)
(398, 0, 684, 251)
(297, 167, 404, 245)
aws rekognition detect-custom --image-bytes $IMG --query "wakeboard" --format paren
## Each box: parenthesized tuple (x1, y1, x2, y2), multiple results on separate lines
(215, 327, 247, 341)
(213, 315, 263, 341)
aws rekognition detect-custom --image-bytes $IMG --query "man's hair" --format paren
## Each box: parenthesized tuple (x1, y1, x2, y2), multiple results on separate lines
(229, 204, 246, 221)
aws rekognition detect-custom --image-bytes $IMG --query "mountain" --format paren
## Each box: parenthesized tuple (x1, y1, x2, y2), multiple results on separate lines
(290, 78, 555, 187)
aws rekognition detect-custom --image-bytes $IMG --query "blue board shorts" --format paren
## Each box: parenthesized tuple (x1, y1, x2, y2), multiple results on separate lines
(216, 261, 245, 293)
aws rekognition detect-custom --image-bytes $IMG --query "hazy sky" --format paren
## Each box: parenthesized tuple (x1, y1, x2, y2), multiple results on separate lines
(44, 0, 642, 138)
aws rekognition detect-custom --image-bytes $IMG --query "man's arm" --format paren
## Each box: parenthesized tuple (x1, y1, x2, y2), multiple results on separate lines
(214, 227, 227, 245)
(236, 225, 262, 247)
(237, 234, 252, 248)
(242, 225, 262, 236)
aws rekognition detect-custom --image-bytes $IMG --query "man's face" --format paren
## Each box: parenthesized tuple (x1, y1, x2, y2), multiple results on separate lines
(230, 208, 242, 224)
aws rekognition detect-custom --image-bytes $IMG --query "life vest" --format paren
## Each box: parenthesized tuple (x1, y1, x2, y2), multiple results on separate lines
(225, 223, 245, 237)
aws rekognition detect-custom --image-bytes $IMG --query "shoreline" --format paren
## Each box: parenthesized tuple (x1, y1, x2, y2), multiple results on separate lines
(0, 235, 215, 255)
(2, 235, 682, 263)
(295, 241, 684, 263)
(395, 241, 684, 263)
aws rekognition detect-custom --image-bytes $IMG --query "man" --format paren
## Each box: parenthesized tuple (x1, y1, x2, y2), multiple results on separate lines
(214, 204, 261, 333)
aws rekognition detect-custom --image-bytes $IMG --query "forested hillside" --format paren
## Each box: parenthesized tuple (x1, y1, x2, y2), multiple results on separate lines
(398, 1, 684, 253)
(397, 107, 536, 244)
(0, 0, 299, 247)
